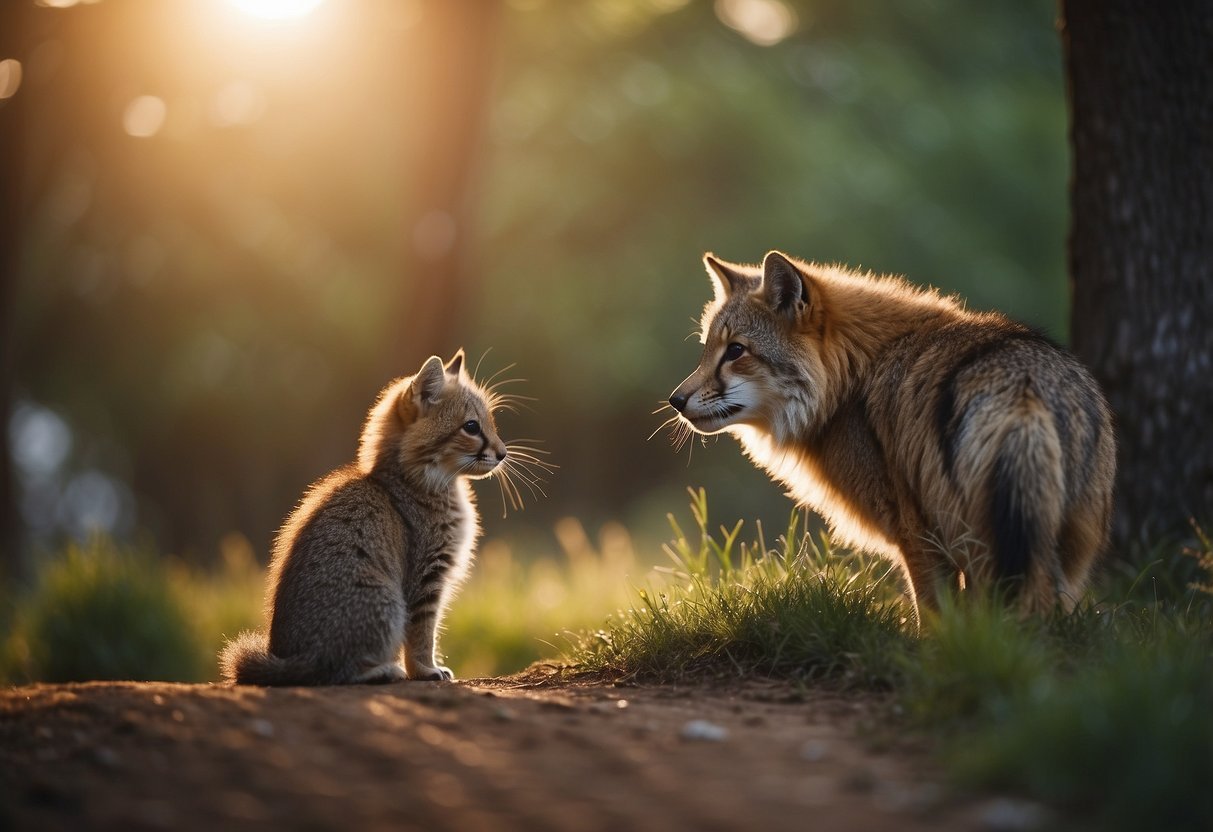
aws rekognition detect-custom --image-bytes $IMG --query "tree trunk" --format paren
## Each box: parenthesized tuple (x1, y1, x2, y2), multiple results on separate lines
(1062, 0, 1213, 552)
(390, 1, 502, 371)
(0, 2, 29, 579)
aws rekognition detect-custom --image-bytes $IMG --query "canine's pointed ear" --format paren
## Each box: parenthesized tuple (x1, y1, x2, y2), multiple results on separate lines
(703, 253, 755, 300)
(444, 348, 465, 377)
(762, 251, 812, 320)
(411, 355, 447, 408)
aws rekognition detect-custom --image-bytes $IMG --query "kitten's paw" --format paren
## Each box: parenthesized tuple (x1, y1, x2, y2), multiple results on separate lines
(355, 662, 408, 684)
(409, 665, 454, 682)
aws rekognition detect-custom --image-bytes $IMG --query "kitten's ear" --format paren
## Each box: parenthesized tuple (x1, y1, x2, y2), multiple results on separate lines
(411, 355, 447, 408)
(444, 349, 465, 377)
(762, 251, 813, 321)
(703, 253, 756, 300)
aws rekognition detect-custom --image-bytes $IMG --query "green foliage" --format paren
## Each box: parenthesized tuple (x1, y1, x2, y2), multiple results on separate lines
(950, 633, 1213, 832)
(900, 600, 1053, 728)
(898, 578, 1213, 832)
(1097, 522, 1213, 604)
(568, 488, 910, 686)
(169, 534, 266, 678)
(3, 541, 206, 683)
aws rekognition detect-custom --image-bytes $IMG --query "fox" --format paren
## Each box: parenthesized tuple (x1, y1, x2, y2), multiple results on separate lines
(667, 250, 1115, 620)
(220, 351, 541, 685)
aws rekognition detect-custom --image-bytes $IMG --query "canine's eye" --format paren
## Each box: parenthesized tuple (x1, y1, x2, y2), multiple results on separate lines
(724, 342, 746, 361)
(462, 420, 481, 436)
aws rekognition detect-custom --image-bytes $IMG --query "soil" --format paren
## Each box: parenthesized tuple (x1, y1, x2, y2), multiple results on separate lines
(0, 668, 1027, 831)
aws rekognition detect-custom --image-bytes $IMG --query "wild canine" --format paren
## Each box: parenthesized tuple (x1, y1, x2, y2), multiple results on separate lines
(220, 351, 547, 685)
(667, 251, 1115, 619)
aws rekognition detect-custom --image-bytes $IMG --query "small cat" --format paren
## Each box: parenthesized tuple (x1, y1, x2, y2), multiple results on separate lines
(220, 350, 525, 685)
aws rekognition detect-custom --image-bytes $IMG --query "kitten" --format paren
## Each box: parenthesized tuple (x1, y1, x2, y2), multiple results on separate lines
(220, 350, 527, 685)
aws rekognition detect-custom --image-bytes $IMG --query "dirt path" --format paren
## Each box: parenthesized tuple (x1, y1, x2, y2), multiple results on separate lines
(1, 671, 1022, 831)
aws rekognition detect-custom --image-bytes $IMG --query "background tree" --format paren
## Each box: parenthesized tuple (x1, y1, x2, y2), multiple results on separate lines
(0, 1, 32, 578)
(1063, 0, 1213, 553)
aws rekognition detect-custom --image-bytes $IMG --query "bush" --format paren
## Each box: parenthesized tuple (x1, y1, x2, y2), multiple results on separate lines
(944, 625, 1213, 832)
(4, 540, 206, 683)
(169, 533, 265, 681)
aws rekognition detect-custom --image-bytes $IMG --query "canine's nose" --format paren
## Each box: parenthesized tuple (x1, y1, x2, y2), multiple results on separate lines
(669, 392, 689, 412)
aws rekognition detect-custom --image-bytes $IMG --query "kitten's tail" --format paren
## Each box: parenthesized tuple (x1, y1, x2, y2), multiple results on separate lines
(218, 630, 338, 687)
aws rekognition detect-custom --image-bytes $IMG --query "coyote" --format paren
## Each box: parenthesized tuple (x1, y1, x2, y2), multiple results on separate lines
(668, 251, 1115, 618)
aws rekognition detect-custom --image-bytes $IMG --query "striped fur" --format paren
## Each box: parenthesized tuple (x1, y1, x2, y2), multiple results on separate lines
(668, 251, 1115, 619)
(219, 351, 508, 685)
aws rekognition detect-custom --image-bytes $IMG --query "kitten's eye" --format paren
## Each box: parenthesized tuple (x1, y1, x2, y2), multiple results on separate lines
(724, 342, 746, 361)
(462, 420, 481, 436)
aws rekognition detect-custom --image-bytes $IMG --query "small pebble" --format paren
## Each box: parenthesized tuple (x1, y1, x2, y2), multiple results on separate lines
(680, 719, 728, 742)
(800, 739, 830, 762)
(978, 797, 1049, 831)
(842, 767, 877, 794)
(92, 746, 121, 769)
(249, 718, 274, 738)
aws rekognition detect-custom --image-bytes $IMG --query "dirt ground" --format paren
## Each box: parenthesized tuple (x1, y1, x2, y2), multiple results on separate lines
(0, 668, 1035, 831)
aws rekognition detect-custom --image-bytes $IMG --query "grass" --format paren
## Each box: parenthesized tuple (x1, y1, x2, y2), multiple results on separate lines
(947, 631, 1213, 831)
(2, 539, 209, 683)
(565, 489, 1213, 832)
(438, 518, 638, 677)
(570, 488, 909, 687)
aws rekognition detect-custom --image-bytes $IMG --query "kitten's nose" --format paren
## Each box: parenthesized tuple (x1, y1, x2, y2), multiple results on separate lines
(669, 392, 689, 412)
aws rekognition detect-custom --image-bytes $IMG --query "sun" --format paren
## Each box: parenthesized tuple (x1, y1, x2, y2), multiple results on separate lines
(227, 0, 326, 21)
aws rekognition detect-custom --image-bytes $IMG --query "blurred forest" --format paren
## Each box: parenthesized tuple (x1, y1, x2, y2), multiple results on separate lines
(2, 0, 1069, 571)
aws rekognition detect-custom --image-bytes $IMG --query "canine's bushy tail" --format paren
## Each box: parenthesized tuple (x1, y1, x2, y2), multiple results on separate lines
(219, 631, 336, 686)
(989, 390, 1065, 608)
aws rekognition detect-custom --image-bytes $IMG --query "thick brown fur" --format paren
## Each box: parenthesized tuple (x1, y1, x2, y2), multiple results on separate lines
(668, 251, 1115, 619)
(219, 351, 511, 685)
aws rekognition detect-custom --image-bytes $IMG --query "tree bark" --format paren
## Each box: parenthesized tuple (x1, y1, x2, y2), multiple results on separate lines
(0, 2, 29, 579)
(1062, 0, 1213, 551)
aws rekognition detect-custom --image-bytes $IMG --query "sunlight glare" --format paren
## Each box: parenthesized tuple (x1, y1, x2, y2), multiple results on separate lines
(715, 0, 798, 47)
(0, 59, 22, 101)
(123, 96, 167, 138)
(211, 81, 265, 127)
(227, 0, 326, 21)
(35, 0, 102, 8)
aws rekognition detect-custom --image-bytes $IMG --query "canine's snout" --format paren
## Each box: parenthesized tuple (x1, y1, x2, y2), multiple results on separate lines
(668, 391, 689, 412)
